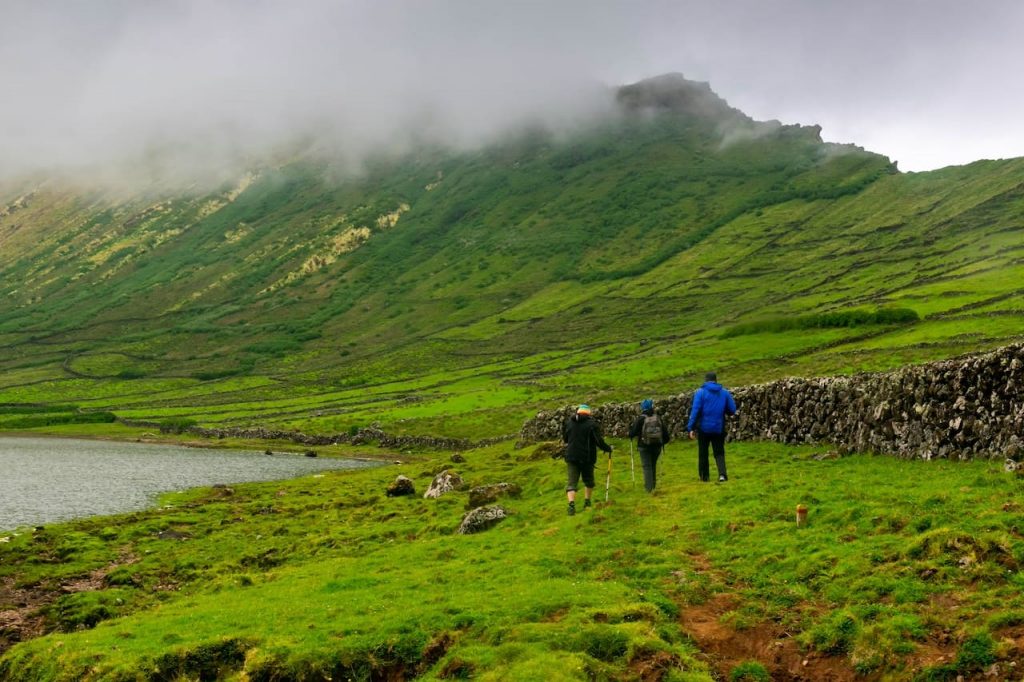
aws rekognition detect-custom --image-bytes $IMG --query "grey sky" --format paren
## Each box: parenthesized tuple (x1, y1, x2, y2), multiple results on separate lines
(2, 0, 1023, 181)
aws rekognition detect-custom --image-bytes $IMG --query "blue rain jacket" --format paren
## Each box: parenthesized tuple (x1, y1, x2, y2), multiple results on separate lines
(686, 382, 737, 434)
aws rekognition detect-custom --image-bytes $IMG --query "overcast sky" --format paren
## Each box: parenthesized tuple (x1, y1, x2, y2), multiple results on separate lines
(2, 0, 1023, 182)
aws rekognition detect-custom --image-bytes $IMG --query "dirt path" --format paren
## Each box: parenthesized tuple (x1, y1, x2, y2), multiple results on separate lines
(680, 591, 859, 681)
(0, 555, 137, 655)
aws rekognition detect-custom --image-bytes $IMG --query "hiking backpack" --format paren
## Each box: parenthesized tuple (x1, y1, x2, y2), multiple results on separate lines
(641, 414, 663, 445)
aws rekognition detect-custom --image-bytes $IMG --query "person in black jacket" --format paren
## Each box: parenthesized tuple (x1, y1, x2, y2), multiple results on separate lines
(562, 404, 612, 516)
(627, 398, 671, 493)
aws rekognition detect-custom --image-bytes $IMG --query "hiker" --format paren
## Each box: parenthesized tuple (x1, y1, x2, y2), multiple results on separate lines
(686, 372, 737, 482)
(628, 398, 671, 492)
(562, 404, 612, 516)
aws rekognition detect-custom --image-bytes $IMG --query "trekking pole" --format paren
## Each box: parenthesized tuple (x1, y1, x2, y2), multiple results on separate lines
(605, 452, 612, 502)
(629, 439, 635, 488)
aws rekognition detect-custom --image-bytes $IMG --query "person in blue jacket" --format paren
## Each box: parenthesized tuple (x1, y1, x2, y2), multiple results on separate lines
(686, 372, 738, 482)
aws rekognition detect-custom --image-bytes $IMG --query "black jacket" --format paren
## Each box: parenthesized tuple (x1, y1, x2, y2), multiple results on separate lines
(562, 414, 612, 466)
(628, 410, 671, 453)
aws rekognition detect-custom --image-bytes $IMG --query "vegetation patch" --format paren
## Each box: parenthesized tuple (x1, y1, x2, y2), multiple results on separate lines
(721, 307, 920, 338)
(2, 441, 1023, 680)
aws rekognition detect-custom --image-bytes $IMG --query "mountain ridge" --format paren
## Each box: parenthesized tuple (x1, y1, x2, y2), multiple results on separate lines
(0, 74, 1022, 439)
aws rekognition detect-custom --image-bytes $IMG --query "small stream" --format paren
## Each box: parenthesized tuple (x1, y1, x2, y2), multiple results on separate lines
(0, 436, 379, 530)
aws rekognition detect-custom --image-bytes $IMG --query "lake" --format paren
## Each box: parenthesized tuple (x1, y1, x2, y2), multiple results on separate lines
(0, 436, 380, 530)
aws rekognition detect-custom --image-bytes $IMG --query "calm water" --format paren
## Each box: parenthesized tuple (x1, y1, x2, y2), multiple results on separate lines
(0, 437, 379, 530)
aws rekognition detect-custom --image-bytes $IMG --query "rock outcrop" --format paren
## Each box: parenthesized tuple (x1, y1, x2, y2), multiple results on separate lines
(467, 483, 522, 509)
(519, 343, 1024, 461)
(386, 475, 416, 497)
(424, 470, 464, 499)
(458, 506, 509, 535)
(521, 441, 564, 461)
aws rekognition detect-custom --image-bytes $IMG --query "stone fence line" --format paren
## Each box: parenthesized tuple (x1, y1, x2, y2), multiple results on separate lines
(519, 343, 1024, 461)
(120, 420, 512, 452)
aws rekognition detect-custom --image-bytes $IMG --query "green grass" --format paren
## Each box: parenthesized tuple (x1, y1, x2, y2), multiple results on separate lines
(2, 440, 1023, 680)
(2, 79, 1024, 440)
(720, 307, 919, 338)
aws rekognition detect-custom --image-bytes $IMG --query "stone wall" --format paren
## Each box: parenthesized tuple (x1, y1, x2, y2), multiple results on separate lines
(121, 420, 511, 452)
(519, 343, 1024, 461)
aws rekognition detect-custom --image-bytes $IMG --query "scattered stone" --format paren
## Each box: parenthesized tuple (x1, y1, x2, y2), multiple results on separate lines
(450, 453, 466, 463)
(811, 451, 839, 461)
(522, 441, 564, 461)
(467, 483, 522, 509)
(156, 529, 190, 541)
(264, 449, 273, 455)
(1005, 458, 1019, 473)
(424, 470, 464, 499)
(304, 450, 317, 458)
(458, 505, 509, 534)
(386, 475, 416, 497)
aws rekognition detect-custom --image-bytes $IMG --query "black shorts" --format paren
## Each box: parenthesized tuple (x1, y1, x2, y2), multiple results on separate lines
(566, 461, 596, 491)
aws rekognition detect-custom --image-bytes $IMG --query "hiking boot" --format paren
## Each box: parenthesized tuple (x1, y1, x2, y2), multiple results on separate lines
(718, 475, 727, 482)
(567, 501, 576, 516)
(583, 498, 592, 510)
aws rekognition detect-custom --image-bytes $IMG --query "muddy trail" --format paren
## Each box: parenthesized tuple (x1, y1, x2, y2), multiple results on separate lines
(0, 556, 137, 656)
(680, 591, 860, 682)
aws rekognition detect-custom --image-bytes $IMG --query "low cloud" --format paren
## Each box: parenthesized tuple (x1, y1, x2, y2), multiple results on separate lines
(0, 1, 629, 187)
(3, 0, 1024, 184)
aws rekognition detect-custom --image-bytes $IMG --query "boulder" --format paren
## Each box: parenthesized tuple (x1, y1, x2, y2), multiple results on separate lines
(450, 453, 467, 463)
(458, 505, 509, 535)
(424, 470, 464, 499)
(386, 475, 416, 497)
(522, 441, 564, 461)
(467, 482, 522, 509)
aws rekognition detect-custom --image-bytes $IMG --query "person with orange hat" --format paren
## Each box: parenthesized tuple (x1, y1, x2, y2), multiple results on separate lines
(561, 404, 612, 516)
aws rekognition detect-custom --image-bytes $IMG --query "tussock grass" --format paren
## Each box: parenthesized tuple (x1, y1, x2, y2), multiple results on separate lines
(2, 440, 1023, 680)
(1, 113, 1023, 439)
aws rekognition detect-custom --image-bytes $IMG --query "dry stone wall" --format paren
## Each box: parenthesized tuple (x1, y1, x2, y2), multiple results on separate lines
(121, 421, 511, 452)
(519, 343, 1024, 461)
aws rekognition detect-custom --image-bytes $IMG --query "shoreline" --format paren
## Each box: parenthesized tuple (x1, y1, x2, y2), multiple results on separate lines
(0, 434, 392, 533)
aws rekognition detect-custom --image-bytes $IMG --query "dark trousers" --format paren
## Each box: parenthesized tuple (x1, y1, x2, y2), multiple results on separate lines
(697, 431, 727, 481)
(566, 461, 596, 491)
(638, 447, 660, 492)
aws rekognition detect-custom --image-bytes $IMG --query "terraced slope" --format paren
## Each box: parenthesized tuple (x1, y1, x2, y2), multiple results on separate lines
(1, 75, 1022, 438)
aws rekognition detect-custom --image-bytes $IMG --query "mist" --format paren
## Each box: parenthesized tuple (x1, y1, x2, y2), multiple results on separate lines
(0, 1, 630, 187)
(3, 0, 1024, 185)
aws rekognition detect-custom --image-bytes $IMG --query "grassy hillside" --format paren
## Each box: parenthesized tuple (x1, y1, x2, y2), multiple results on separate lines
(4, 439, 1024, 680)
(1, 74, 1023, 439)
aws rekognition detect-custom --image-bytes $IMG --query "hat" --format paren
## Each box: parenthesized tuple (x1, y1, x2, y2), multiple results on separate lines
(576, 404, 592, 415)
(705, 372, 717, 382)
(640, 398, 654, 412)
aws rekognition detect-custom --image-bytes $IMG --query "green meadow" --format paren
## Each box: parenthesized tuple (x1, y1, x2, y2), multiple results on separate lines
(2, 75, 1024, 678)
(1, 80, 1023, 440)
(3, 439, 1024, 680)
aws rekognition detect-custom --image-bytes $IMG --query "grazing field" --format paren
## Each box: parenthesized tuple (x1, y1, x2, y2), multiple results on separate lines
(3, 439, 1024, 680)
(3, 75, 1024, 677)
(2, 77, 1023, 441)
